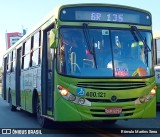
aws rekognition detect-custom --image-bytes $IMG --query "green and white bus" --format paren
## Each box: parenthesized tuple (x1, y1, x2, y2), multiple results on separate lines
(2, 3, 156, 127)
(153, 34, 160, 104)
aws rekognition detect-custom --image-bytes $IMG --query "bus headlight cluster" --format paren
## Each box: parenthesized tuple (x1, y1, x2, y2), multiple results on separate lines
(78, 98, 85, 105)
(57, 85, 91, 106)
(139, 97, 145, 103)
(135, 86, 156, 105)
(69, 94, 76, 101)
(57, 85, 69, 96)
(150, 88, 156, 95)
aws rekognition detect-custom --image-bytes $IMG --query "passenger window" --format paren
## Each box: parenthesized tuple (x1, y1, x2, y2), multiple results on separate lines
(21, 44, 25, 69)
(23, 39, 31, 69)
(47, 31, 53, 71)
(6, 55, 9, 71)
(7, 53, 11, 72)
(13, 50, 16, 71)
(32, 50, 39, 66)
(24, 54, 30, 69)
(31, 31, 41, 66)
(25, 39, 31, 54)
(11, 51, 13, 72)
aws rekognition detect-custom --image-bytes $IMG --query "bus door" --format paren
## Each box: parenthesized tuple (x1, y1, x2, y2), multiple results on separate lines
(41, 25, 54, 116)
(2, 57, 7, 100)
(15, 47, 21, 106)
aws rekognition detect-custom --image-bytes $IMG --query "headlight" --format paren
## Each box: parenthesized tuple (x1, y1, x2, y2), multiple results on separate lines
(57, 85, 69, 96)
(69, 94, 76, 101)
(78, 98, 85, 105)
(139, 97, 145, 103)
(135, 86, 156, 105)
(61, 89, 69, 96)
(57, 85, 91, 106)
(150, 86, 156, 95)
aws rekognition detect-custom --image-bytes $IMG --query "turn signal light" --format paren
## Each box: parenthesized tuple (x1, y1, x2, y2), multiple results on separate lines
(150, 88, 156, 95)
(57, 85, 69, 96)
(60, 89, 68, 96)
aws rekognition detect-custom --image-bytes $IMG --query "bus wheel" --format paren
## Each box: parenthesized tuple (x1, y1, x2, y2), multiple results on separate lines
(9, 94, 16, 111)
(36, 97, 49, 128)
(102, 120, 117, 125)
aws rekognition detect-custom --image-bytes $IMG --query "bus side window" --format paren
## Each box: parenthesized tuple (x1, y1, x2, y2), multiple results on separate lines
(23, 39, 31, 69)
(31, 31, 41, 67)
(6, 55, 9, 72)
(11, 50, 16, 72)
(7, 53, 11, 72)
(47, 31, 53, 72)
(21, 44, 25, 69)
(10, 51, 13, 72)
(13, 50, 16, 71)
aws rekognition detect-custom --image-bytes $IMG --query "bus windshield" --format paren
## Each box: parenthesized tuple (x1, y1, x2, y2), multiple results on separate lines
(57, 27, 152, 77)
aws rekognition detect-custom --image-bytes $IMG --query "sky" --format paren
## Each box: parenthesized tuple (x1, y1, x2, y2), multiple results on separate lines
(0, 0, 160, 66)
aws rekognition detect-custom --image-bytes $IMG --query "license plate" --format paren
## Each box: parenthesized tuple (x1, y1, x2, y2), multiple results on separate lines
(105, 107, 122, 114)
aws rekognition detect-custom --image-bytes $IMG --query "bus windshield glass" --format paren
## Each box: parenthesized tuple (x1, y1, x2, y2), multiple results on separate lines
(60, 6, 151, 25)
(57, 27, 152, 77)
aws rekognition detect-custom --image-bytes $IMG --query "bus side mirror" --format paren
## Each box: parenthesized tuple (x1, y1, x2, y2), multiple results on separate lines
(50, 29, 58, 48)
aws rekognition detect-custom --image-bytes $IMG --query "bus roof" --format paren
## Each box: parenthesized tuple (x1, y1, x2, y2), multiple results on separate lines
(59, 3, 151, 15)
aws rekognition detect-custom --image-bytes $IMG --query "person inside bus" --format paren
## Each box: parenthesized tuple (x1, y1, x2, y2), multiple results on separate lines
(62, 30, 83, 53)
(61, 33, 72, 52)
(70, 31, 86, 68)
(62, 30, 86, 70)
(59, 32, 73, 74)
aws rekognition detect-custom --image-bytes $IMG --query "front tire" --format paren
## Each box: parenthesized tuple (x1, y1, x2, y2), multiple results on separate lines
(36, 97, 49, 128)
(9, 93, 16, 111)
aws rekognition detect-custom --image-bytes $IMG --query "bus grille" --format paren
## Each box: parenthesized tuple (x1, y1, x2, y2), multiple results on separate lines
(86, 98, 137, 103)
(77, 81, 146, 90)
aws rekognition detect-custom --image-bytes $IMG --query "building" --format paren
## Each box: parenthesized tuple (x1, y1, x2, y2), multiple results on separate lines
(5, 29, 26, 50)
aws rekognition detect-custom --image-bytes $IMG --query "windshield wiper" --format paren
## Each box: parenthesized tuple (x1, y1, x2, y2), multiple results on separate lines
(130, 25, 151, 51)
(130, 26, 151, 66)
(83, 23, 97, 69)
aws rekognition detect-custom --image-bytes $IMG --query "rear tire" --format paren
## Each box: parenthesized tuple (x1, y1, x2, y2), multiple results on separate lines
(36, 97, 49, 128)
(9, 94, 16, 111)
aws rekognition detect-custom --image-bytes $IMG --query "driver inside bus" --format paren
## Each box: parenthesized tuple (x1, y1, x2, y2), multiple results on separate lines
(61, 30, 85, 69)
(62, 31, 83, 53)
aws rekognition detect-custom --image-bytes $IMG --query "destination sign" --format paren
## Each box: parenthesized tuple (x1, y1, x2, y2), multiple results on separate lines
(60, 6, 151, 25)
(75, 11, 139, 23)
